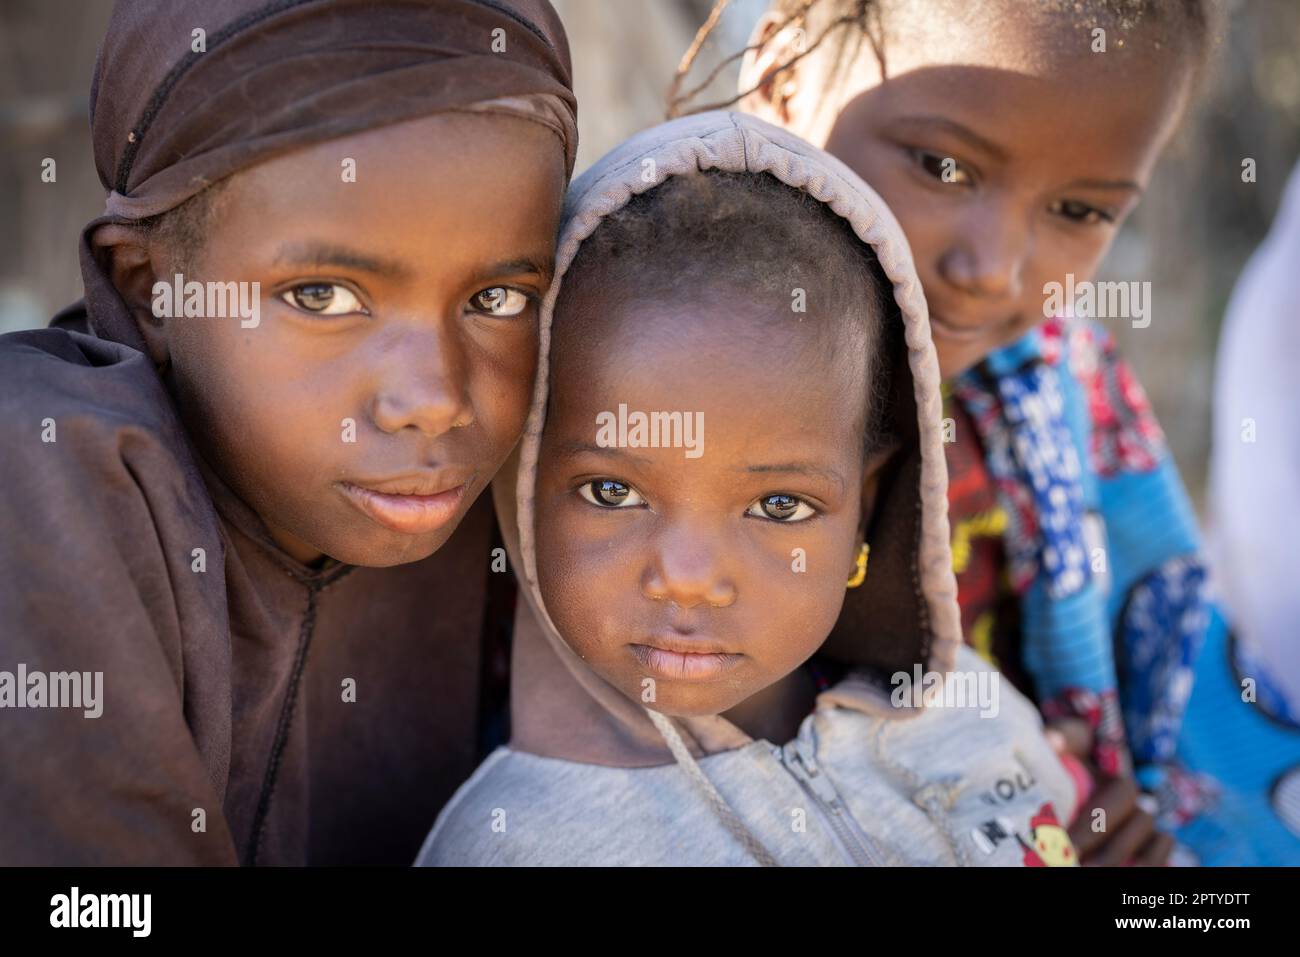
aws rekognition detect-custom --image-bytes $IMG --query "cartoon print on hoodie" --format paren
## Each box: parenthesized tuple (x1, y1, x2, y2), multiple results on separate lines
(1019, 803, 1077, 867)
(417, 112, 1079, 867)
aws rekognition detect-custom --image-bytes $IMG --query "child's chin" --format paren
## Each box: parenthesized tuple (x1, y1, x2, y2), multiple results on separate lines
(322, 526, 453, 568)
(636, 684, 751, 720)
(937, 346, 986, 382)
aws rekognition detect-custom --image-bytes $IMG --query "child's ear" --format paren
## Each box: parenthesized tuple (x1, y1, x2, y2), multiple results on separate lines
(90, 221, 170, 367)
(738, 11, 806, 126)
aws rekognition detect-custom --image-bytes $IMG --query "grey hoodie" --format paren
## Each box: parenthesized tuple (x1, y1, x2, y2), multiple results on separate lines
(417, 112, 1079, 867)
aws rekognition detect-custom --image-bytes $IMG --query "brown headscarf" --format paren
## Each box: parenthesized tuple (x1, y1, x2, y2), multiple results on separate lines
(69, 0, 578, 352)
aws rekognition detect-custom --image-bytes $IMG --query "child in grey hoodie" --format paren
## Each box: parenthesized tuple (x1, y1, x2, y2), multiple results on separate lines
(418, 112, 1081, 867)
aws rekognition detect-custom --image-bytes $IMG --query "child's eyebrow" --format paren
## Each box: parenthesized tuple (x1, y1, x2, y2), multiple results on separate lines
(272, 245, 552, 287)
(893, 115, 1008, 163)
(472, 257, 554, 284)
(554, 441, 654, 466)
(1060, 176, 1142, 194)
(272, 242, 414, 280)
(742, 462, 845, 492)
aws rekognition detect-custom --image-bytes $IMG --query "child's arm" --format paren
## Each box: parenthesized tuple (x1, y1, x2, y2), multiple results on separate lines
(1046, 717, 1174, 866)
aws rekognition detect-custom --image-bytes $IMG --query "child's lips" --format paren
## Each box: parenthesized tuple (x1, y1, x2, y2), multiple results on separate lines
(337, 474, 470, 535)
(629, 637, 743, 681)
(928, 312, 990, 344)
(930, 310, 1024, 347)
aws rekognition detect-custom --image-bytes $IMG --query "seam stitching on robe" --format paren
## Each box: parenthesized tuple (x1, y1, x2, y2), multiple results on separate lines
(246, 580, 319, 864)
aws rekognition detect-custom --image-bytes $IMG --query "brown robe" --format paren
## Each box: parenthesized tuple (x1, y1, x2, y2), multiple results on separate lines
(0, 325, 508, 864)
(0, 0, 573, 866)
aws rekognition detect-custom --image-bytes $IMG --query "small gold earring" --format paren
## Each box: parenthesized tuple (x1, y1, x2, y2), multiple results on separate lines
(846, 542, 869, 589)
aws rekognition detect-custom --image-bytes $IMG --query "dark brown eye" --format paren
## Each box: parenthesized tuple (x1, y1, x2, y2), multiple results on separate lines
(578, 479, 645, 508)
(914, 149, 972, 186)
(747, 494, 815, 522)
(280, 283, 365, 315)
(470, 286, 529, 317)
(1050, 199, 1113, 225)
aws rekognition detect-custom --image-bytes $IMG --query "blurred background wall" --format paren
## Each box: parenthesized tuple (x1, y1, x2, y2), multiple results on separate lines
(3, 0, 1298, 511)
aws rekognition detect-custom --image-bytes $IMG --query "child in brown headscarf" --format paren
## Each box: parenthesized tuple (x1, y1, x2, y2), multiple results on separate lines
(0, 0, 576, 865)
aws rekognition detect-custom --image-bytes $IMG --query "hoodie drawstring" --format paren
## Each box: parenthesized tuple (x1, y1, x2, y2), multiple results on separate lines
(870, 721, 971, 865)
(644, 708, 780, 867)
(645, 708, 973, 867)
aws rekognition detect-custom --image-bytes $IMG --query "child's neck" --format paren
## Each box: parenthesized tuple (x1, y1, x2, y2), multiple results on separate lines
(721, 662, 820, 747)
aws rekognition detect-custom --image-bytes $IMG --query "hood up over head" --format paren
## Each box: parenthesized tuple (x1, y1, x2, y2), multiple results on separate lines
(495, 111, 961, 775)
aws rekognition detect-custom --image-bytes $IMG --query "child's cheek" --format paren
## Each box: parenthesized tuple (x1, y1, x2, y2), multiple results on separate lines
(536, 499, 653, 668)
(756, 533, 851, 663)
(168, 322, 352, 515)
(464, 323, 539, 447)
(534, 492, 607, 632)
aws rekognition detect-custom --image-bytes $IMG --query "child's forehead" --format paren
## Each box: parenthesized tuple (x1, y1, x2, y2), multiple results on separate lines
(555, 283, 841, 361)
(848, 0, 1180, 81)
(191, 113, 564, 260)
(547, 291, 864, 423)
(228, 112, 564, 196)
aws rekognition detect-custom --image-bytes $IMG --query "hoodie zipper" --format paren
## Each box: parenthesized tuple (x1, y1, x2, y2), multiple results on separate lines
(772, 729, 886, 867)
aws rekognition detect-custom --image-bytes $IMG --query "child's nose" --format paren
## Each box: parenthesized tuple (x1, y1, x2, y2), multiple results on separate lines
(641, 526, 737, 610)
(939, 209, 1029, 301)
(369, 326, 474, 437)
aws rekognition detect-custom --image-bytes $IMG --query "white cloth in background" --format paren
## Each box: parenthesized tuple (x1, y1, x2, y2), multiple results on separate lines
(1210, 157, 1300, 714)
